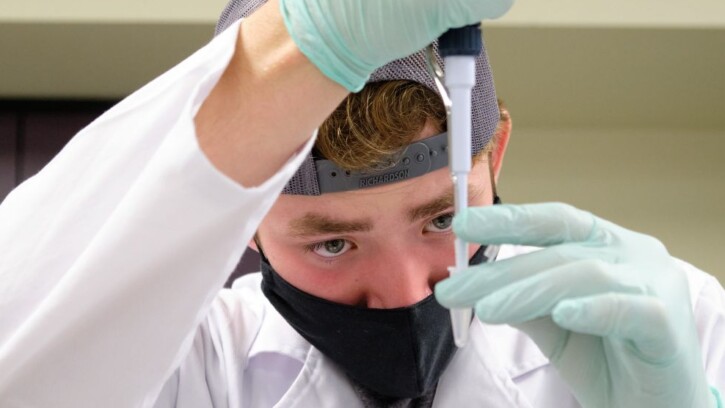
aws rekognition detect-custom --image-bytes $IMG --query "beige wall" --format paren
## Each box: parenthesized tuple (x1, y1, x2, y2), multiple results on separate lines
(500, 127, 725, 282)
(3, 0, 724, 26)
(491, 0, 725, 28)
(1, 0, 229, 22)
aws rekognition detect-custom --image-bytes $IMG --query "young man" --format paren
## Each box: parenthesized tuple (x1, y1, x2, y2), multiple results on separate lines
(0, 0, 722, 407)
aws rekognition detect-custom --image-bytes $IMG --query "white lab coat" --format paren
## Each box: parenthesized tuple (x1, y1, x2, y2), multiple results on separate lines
(150, 246, 725, 408)
(0, 19, 722, 408)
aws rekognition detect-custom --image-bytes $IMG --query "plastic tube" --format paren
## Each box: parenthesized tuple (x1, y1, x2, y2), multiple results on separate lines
(439, 26, 481, 347)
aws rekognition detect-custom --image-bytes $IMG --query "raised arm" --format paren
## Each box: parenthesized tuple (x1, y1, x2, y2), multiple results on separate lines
(195, 0, 347, 187)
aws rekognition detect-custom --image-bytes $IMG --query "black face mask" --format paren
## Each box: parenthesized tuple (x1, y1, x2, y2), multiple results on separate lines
(259, 243, 496, 399)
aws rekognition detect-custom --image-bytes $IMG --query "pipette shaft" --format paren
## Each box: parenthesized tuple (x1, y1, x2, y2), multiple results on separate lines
(439, 25, 482, 348)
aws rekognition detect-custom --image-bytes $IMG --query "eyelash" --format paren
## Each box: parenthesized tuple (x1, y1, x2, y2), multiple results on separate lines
(304, 239, 354, 261)
(424, 212, 454, 233)
(303, 212, 455, 260)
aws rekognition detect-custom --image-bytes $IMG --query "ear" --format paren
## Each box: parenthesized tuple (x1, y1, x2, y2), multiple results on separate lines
(491, 106, 511, 183)
(248, 235, 260, 252)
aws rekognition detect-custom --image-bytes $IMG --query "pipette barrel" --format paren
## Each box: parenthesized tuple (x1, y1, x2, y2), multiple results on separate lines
(440, 25, 482, 348)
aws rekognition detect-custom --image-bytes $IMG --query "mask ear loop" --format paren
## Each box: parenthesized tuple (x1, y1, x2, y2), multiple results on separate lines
(482, 151, 502, 260)
(254, 235, 272, 264)
(488, 151, 501, 204)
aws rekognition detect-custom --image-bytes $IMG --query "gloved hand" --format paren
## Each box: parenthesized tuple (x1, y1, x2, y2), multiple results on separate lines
(279, 0, 513, 91)
(435, 203, 718, 408)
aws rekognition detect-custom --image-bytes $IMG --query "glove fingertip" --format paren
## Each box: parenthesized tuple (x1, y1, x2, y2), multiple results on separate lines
(434, 281, 458, 307)
(452, 211, 470, 236)
(453, 207, 496, 241)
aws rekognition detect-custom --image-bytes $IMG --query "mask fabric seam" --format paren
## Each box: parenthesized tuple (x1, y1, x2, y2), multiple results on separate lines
(407, 307, 424, 395)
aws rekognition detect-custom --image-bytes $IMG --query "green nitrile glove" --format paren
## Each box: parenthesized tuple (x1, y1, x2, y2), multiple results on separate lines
(435, 203, 718, 408)
(279, 0, 513, 91)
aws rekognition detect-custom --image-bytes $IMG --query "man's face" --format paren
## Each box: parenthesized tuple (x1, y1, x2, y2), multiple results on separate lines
(257, 127, 494, 309)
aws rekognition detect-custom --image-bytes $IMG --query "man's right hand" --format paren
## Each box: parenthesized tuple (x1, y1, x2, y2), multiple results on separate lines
(280, 0, 514, 92)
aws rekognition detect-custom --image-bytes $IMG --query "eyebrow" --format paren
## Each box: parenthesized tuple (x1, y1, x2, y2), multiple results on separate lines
(288, 185, 484, 237)
(407, 185, 484, 223)
(289, 213, 374, 237)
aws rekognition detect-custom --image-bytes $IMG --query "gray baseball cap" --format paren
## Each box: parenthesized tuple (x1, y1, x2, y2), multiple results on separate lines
(216, 0, 499, 195)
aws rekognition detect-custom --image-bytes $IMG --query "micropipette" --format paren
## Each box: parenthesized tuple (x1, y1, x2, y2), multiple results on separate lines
(427, 25, 483, 348)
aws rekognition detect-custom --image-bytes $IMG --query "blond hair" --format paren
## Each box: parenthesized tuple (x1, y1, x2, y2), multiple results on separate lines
(317, 81, 504, 171)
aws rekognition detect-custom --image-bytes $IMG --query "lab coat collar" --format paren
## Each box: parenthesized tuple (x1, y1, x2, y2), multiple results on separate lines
(270, 320, 549, 408)
(275, 347, 364, 408)
(433, 317, 547, 407)
(246, 276, 310, 364)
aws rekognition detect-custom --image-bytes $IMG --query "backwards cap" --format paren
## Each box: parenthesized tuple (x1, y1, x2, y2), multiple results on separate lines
(216, 0, 499, 195)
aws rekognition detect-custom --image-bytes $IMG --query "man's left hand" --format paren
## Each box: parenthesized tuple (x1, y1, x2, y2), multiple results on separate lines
(435, 203, 717, 408)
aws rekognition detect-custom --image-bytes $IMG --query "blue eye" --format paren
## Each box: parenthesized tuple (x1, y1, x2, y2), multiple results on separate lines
(307, 239, 352, 258)
(425, 213, 453, 232)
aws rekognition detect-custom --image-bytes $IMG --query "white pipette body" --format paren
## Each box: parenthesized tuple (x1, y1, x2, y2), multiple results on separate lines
(444, 56, 476, 347)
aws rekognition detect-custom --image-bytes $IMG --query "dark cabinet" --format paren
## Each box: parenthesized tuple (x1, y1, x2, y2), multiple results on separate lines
(0, 101, 113, 200)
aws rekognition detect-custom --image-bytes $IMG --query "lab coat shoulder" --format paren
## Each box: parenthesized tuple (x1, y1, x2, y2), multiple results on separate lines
(675, 258, 725, 388)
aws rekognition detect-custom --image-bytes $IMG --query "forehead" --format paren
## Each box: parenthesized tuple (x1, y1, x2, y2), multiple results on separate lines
(265, 162, 487, 235)
(267, 167, 452, 228)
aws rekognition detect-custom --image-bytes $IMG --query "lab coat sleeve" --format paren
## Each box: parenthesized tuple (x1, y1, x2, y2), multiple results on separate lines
(0, 19, 313, 407)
